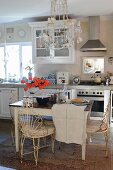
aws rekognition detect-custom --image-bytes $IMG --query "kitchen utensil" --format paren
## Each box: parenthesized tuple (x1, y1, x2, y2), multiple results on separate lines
(73, 76, 80, 85)
(94, 77, 101, 84)
(109, 76, 113, 84)
(36, 96, 50, 106)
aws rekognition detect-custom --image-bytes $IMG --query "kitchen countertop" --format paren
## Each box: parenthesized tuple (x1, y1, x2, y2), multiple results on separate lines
(46, 84, 113, 90)
(0, 82, 25, 88)
(0, 82, 113, 90)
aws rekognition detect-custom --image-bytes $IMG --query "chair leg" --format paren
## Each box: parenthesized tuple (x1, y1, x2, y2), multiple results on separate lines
(82, 144, 86, 160)
(33, 138, 40, 166)
(103, 131, 108, 157)
(58, 142, 61, 150)
(20, 135, 25, 163)
(51, 134, 55, 153)
(37, 138, 40, 162)
(11, 126, 15, 145)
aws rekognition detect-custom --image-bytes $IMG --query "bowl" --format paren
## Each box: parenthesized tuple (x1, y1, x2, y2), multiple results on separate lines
(94, 77, 101, 84)
(36, 96, 50, 106)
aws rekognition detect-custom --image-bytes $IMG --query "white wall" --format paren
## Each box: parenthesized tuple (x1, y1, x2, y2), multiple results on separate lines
(34, 18, 113, 80)
(1, 18, 113, 81)
(0, 22, 32, 43)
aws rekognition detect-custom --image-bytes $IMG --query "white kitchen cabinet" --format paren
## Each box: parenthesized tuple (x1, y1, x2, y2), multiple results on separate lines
(0, 88, 18, 118)
(110, 91, 113, 121)
(29, 21, 75, 64)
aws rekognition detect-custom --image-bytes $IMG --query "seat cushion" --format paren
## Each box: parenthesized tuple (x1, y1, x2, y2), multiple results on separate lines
(87, 119, 107, 133)
(21, 124, 55, 138)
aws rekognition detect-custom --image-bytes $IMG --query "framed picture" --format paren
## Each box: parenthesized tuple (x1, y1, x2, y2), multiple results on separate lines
(83, 57, 104, 74)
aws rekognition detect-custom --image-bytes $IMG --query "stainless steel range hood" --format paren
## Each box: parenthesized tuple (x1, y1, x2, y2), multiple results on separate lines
(80, 16, 107, 52)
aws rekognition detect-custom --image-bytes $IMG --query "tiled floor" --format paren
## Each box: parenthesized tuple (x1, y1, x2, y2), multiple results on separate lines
(0, 120, 15, 170)
(0, 120, 13, 144)
(0, 119, 113, 170)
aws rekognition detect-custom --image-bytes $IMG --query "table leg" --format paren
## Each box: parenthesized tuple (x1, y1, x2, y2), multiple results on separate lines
(14, 107, 19, 152)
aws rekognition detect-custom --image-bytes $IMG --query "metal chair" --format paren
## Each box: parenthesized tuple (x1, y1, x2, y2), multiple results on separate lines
(86, 99, 110, 157)
(18, 109, 55, 166)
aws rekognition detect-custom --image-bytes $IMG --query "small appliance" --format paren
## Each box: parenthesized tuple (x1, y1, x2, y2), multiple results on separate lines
(57, 72, 69, 84)
(109, 76, 113, 85)
(73, 76, 80, 85)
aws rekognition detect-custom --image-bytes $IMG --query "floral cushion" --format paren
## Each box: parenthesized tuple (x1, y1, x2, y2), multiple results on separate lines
(87, 119, 108, 133)
(21, 124, 55, 138)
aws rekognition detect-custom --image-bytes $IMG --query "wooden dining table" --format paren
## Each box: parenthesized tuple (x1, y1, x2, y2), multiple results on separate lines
(9, 100, 93, 152)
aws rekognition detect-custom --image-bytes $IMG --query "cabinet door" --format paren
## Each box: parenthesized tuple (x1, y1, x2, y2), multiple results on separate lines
(35, 29, 50, 58)
(0, 88, 18, 118)
(0, 90, 2, 117)
(30, 21, 75, 64)
(111, 91, 113, 121)
(0, 89, 12, 118)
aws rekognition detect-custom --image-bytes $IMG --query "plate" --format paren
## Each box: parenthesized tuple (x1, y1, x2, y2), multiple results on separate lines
(71, 98, 87, 103)
(71, 98, 89, 106)
(72, 102, 89, 106)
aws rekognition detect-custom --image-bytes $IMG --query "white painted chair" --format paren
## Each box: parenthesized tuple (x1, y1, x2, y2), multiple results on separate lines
(18, 109, 55, 165)
(52, 103, 88, 160)
(66, 104, 88, 160)
(52, 104, 67, 143)
(86, 98, 110, 157)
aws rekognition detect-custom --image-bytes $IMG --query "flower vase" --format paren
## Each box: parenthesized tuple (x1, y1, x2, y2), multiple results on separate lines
(28, 71, 32, 81)
(28, 87, 39, 94)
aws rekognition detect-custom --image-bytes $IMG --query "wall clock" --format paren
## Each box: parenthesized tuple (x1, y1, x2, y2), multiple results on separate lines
(18, 29, 26, 37)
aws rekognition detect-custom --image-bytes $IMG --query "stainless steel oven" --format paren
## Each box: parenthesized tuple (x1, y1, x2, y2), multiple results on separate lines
(77, 89, 104, 119)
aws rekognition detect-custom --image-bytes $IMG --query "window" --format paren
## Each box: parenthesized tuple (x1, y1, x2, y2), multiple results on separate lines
(0, 47, 5, 79)
(0, 42, 33, 82)
(21, 44, 33, 78)
(82, 57, 104, 74)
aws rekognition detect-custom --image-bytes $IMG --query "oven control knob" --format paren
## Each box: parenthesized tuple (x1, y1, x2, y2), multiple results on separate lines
(79, 91, 81, 94)
(82, 91, 84, 94)
(100, 92, 102, 94)
(86, 92, 88, 94)
(97, 92, 99, 94)
(93, 92, 95, 94)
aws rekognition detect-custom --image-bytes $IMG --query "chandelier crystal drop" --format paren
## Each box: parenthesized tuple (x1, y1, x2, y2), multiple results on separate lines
(40, 0, 82, 49)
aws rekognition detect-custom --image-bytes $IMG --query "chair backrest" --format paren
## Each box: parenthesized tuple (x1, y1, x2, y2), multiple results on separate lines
(52, 103, 88, 144)
(52, 104, 67, 142)
(66, 104, 87, 144)
(18, 108, 43, 133)
(101, 98, 111, 130)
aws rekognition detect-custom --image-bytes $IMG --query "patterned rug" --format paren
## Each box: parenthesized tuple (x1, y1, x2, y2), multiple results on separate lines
(0, 137, 111, 170)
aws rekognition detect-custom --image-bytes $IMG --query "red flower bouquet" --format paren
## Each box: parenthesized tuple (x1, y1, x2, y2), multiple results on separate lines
(24, 77, 51, 92)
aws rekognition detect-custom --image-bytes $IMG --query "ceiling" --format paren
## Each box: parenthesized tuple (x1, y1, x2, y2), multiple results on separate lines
(1, 0, 113, 24)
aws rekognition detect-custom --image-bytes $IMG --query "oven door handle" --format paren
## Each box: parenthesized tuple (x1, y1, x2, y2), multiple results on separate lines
(78, 96, 104, 101)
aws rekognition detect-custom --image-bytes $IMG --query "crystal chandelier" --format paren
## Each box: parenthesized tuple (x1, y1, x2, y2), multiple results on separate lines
(40, 0, 82, 49)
